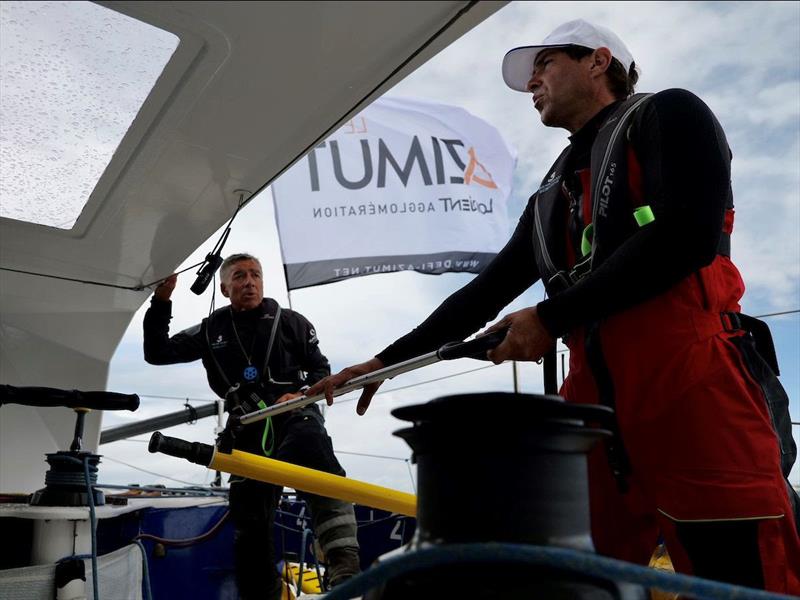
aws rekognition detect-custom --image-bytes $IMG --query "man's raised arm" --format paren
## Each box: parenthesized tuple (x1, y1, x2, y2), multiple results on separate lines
(143, 274, 204, 365)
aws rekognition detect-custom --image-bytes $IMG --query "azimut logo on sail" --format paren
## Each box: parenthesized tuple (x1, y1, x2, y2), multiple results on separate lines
(306, 124, 498, 192)
(271, 98, 514, 290)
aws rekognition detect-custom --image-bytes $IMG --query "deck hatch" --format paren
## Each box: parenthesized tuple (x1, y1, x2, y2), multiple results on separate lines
(0, 1, 178, 229)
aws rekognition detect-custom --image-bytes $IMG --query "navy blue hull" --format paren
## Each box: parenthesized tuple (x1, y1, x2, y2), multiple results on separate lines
(95, 499, 416, 599)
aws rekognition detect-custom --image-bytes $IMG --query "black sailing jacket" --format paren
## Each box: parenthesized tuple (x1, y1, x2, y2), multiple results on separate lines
(144, 297, 330, 404)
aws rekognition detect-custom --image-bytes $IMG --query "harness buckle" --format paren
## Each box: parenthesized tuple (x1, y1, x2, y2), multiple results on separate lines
(547, 271, 572, 296)
(547, 254, 593, 297)
(571, 254, 592, 281)
(721, 311, 742, 332)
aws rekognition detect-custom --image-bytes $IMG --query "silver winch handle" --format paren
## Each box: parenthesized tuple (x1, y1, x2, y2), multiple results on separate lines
(237, 328, 507, 425)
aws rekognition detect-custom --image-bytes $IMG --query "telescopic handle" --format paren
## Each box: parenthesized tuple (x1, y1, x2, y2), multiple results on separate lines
(0, 385, 140, 411)
(238, 328, 509, 425)
(148, 432, 214, 466)
(437, 328, 507, 361)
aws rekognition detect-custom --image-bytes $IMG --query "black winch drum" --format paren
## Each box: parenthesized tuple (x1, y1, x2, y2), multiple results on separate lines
(393, 393, 613, 550)
(365, 393, 644, 600)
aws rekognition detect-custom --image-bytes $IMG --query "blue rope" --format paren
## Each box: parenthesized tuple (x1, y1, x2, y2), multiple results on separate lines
(53, 455, 100, 599)
(323, 543, 796, 600)
(82, 457, 100, 600)
(48, 456, 99, 598)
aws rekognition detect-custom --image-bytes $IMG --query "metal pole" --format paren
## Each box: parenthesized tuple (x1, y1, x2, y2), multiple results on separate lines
(512, 361, 519, 394)
(99, 402, 217, 444)
(214, 399, 225, 487)
(238, 330, 506, 424)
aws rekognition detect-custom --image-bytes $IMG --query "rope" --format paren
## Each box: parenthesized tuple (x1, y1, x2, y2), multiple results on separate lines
(134, 393, 218, 402)
(324, 543, 795, 600)
(52, 456, 175, 600)
(0, 261, 204, 292)
(100, 455, 209, 486)
(335, 450, 407, 462)
(356, 513, 414, 529)
(129, 305, 798, 406)
(405, 459, 417, 494)
(50, 456, 100, 599)
(273, 508, 411, 534)
(134, 510, 230, 547)
(754, 309, 800, 318)
(83, 457, 100, 600)
(274, 520, 306, 535)
(328, 362, 502, 408)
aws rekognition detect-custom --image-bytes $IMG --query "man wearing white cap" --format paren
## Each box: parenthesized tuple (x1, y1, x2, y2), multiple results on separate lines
(309, 19, 800, 592)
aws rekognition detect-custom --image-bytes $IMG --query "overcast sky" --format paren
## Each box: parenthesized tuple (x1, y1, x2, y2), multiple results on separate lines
(102, 1, 800, 494)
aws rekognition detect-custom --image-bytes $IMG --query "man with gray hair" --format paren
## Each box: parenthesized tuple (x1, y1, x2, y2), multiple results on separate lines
(144, 253, 360, 599)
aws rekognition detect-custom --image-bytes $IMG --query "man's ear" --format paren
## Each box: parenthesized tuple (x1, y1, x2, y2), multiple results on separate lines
(220, 282, 230, 298)
(590, 47, 613, 75)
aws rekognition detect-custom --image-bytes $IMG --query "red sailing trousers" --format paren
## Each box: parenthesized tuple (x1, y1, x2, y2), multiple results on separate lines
(560, 255, 800, 592)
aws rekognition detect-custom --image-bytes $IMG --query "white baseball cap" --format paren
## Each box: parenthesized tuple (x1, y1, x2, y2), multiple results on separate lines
(502, 19, 634, 92)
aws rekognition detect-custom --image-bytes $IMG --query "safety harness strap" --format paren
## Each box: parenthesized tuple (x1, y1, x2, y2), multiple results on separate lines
(723, 313, 798, 532)
(261, 307, 282, 375)
(585, 321, 632, 492)
(207, 304, 283, 457)
(722, 312, 779, 374)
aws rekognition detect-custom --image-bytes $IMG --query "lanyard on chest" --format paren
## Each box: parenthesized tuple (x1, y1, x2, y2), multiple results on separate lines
(205, 306, 283, 391)
(206, 306, 284, 458)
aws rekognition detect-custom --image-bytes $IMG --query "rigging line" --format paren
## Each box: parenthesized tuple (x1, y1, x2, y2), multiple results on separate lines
(336, 450, 408, 462)
(101, 455, 210, 486)
(134, 363, 504, 404)
(330, 362, 502, 406)
(0, 260, 204, 291)
(754, 309, 800, 319)
(115, 443, 410, 480)
(369, 362, 501, 395)
(130, 303, 799, 406)
(141, 261, 207, 290)
(406, 459, 417, 495)
(136, 362, 505, 407)
(356, 512, 415, 529)
(136, 393, 217, 402)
